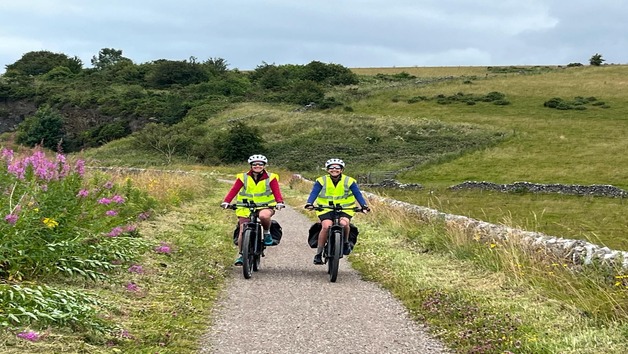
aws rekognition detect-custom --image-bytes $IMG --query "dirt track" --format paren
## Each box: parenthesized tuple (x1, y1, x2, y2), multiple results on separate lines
(199, 205, 450, 353)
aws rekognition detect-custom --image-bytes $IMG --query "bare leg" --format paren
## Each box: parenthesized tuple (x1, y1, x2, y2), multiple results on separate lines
(317, 219, 332, 254)
(340, 217, 351, 243)
(258, 208, 275, 232)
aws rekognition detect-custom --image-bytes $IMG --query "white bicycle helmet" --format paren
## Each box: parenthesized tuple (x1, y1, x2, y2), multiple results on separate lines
(325, 158, 345, 169)
(247, 154, 268, 164)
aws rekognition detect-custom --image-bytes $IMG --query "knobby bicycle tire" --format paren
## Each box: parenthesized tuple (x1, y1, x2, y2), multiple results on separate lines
(242, 229, 254, 279)
(253, 226, 261, 272)
(329, 230, 342, 282)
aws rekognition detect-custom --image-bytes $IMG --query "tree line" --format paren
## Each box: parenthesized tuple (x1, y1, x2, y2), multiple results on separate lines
(0, 49, 358, 162)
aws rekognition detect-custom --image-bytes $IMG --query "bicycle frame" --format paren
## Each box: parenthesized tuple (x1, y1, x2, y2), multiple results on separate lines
(313, 203, 362, 282)
(230, 200, 271, 279)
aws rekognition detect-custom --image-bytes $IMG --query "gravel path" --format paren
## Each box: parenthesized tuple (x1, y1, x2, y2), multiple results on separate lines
(200, 205, 450, 354)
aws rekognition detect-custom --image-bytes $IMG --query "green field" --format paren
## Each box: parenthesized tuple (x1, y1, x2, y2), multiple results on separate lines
(346, 65, 628, 249)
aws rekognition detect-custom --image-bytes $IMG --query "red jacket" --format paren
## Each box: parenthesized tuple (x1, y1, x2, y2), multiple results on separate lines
(223, 170, 284, 203)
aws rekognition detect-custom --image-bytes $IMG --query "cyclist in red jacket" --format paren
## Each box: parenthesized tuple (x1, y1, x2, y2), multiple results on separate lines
(221, 154, 285, 265)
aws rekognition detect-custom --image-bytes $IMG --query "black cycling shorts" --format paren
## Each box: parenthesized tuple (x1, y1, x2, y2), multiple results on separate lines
(318, 211, 352, 221)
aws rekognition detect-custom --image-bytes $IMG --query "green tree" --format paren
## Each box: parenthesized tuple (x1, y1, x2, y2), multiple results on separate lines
(91, 48, 131, 70)
(285, 80, 325, 105)
(133, 123, 191, 164)
(589, 53, 605, 66)
(5, 51, 82, 76)
(16, 106, 66, 151)
(215, 121, 265, 163)
(301, 61, 359, 85)
(203, 57, 229, 75)
(249, 63, 292, 90)
(145, 60, 209, 88)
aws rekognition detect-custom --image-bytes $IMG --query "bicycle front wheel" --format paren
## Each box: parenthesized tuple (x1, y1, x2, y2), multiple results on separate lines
(329, 230, 341, 282)
(241, 229, 254, 279)
(253, 236, 261, 272)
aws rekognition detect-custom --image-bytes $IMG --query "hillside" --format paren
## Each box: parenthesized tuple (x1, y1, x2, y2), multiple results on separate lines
(3, 61, 627, 249)
(2, 62, 627, 353)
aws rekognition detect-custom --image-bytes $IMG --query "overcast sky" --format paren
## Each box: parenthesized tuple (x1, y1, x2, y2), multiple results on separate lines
(1, 0, 626, 73)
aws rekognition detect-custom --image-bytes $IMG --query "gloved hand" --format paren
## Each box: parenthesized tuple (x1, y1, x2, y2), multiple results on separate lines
(275, 202, 285, 210)
(361, 205, 370, 213)
(304, 203, 314, 210)
(220, 202, 230, 209)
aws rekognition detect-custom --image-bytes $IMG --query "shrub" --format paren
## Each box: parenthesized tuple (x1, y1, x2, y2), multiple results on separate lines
(544, 97, 610, 110)
(543, 97, 564, 109)
(15, 105, 66, 151)
(483, 91, 506, 102)
(213, 121, 265, 163)
(42, 66, 75, 81)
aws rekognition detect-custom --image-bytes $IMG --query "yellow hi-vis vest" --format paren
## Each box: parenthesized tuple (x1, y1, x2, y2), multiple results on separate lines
(315, 175, 357, 217)
(235, 172, 279, 218)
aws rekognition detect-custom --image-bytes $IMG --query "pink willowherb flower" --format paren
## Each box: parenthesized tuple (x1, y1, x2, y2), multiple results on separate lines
(5, 214, 18, 225)
(77, 189, 89, 198)
(103, 181, 114, 189)
(154, 242, 172, 254)
(1, 148, 14, 162)
(17, 330, 40, 341)
(98, 197, 112, 205)
(105, 210, 118, 217)
(107, 227, 124, 237)
(128, 264, 144, 274)
(74, 159, 85, 177)
(126, 282, 139, 292)
(112, 195, 125, 204)
(138, 211, 150, 221)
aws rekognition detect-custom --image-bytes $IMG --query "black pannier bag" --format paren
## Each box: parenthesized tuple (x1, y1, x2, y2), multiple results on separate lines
(232, 220, 282, 246)
(308, 222, 359, 248)
(269, 220, 282, 245)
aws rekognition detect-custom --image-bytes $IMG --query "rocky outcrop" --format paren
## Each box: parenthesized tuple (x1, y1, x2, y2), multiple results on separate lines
(0, 100, 36, 133)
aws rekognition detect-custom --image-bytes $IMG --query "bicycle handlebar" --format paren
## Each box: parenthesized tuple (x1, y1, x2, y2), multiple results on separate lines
(310, 204, 363, 213)
(227, 202, 274, 210)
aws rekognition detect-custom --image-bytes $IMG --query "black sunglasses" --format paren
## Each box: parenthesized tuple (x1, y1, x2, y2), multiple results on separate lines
(251, 163, 266, 167)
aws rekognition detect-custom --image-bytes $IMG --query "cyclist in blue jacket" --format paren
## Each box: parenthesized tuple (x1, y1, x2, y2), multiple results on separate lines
(304, 158, 370, 264)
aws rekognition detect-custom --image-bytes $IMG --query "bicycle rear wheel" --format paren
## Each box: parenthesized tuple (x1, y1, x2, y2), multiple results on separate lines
(241, 229, 254, 279)
(329, 230, 341, 282)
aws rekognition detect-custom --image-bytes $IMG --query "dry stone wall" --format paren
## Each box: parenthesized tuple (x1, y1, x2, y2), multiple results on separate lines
(292, 174, 627, 270)
(361, 192, 628, 270)
(449, 181, 627, 198)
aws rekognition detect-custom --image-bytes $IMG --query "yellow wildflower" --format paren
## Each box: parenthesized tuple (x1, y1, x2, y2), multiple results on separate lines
(43, 217, 59, 229)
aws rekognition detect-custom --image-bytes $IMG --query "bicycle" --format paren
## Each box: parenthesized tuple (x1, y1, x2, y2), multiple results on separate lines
(310, 203, 363, 282)
(229, 200, 276, 279)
